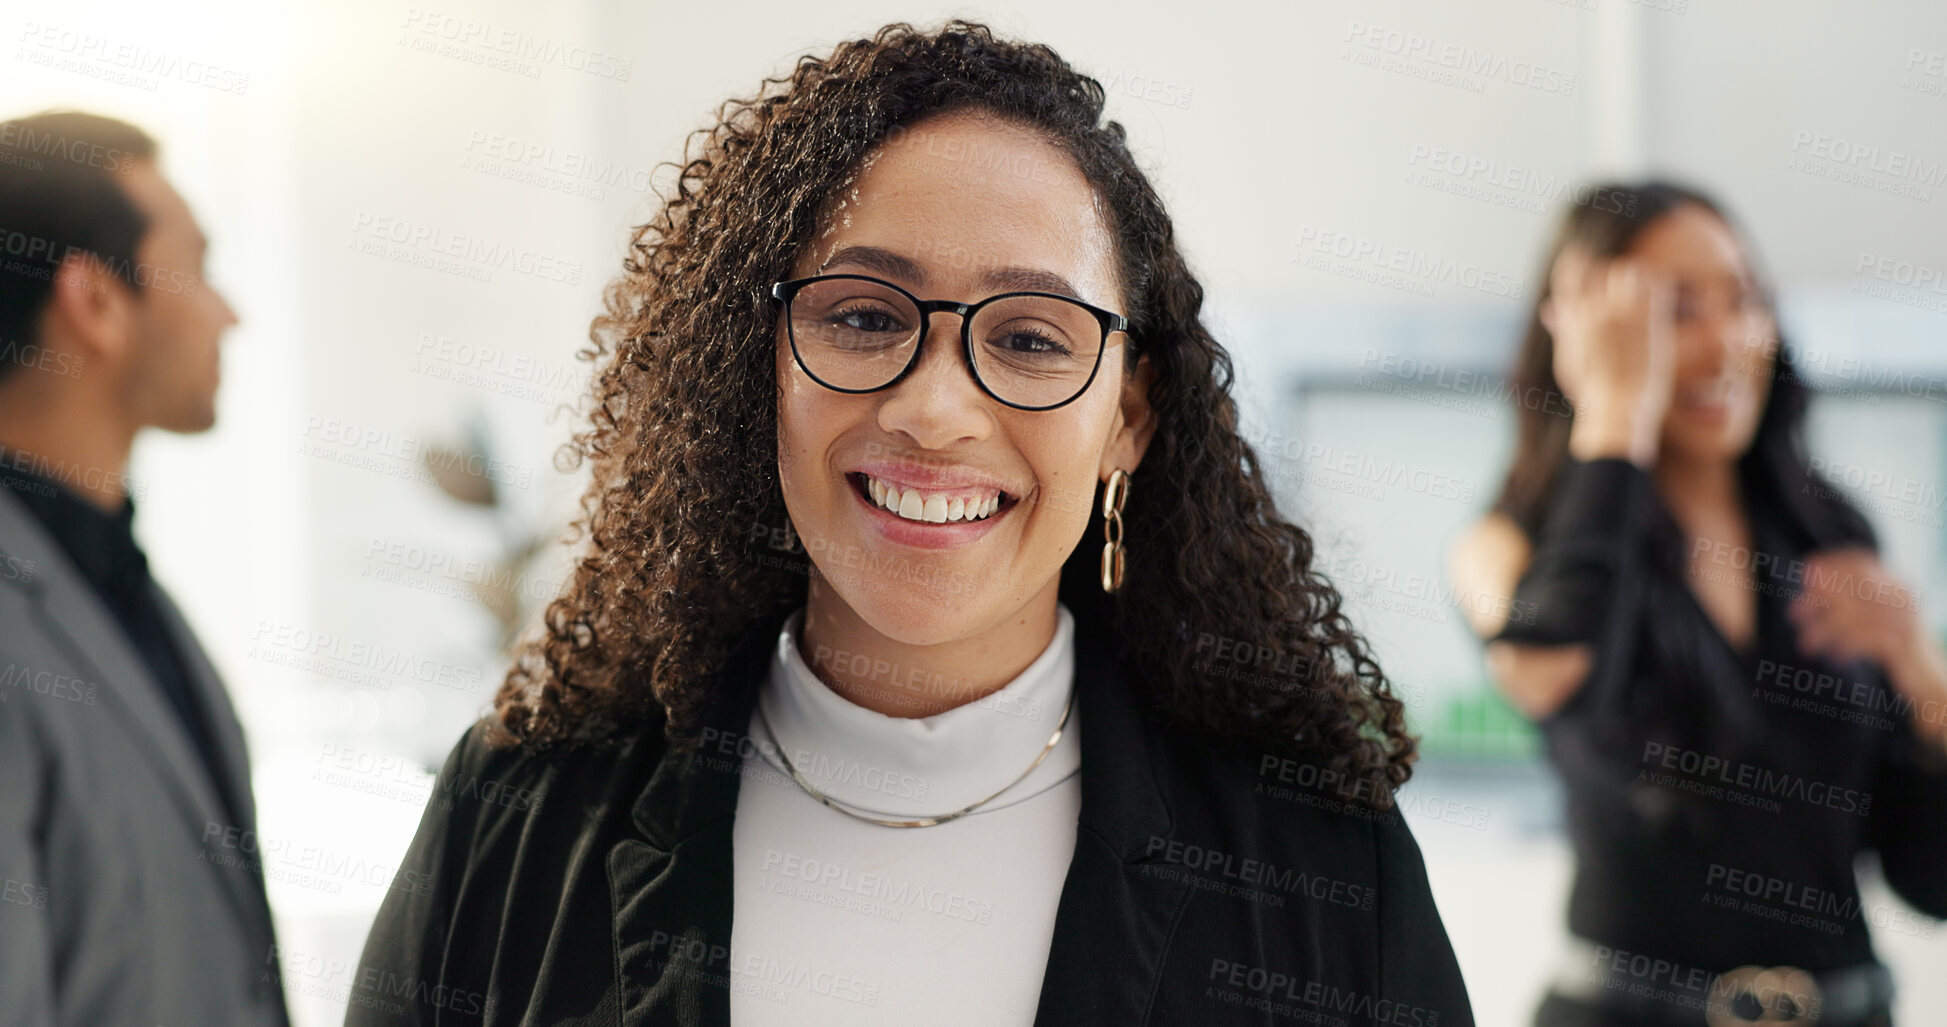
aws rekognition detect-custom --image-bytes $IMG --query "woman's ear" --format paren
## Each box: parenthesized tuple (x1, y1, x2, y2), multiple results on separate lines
(1103, 351, 1159, 478)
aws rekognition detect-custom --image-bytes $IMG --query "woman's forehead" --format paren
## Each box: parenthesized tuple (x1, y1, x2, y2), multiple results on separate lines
(797, 115, 1121, 306)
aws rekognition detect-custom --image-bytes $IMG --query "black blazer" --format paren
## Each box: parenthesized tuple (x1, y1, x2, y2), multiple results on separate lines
(347, 600, 1474, 1026)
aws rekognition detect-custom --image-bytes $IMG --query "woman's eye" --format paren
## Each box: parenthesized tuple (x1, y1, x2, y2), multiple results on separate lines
(832, 307, 904, 332)
(1002, 329, 1070, 355)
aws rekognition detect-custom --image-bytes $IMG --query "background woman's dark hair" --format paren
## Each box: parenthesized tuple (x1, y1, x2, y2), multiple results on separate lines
(490, 19, 1419, 805)
(1491, 179, 1877, 556)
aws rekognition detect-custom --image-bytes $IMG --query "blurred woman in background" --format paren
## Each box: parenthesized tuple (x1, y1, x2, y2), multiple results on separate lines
(1449, 181, 1947, 1027)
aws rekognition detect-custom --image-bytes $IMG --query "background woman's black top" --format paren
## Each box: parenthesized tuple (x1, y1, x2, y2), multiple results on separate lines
(346, 598, 1476, 1026)
(1495, 457, 1947, 975)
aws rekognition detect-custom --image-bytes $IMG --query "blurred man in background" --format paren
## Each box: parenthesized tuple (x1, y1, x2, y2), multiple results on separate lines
(0, 110, 288, 1025)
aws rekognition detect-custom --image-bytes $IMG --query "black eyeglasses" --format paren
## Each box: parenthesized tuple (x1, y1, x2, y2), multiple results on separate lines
(770, 273, 1131, 411)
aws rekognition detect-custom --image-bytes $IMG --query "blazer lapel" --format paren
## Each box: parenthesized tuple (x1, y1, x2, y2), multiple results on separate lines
(0, 489, 265, 930)
(1031, 601, 1192, 1026)
(609, 607, 785, 1025)
(150, 583, 259, 835)
(606, 600, 1192, 1026)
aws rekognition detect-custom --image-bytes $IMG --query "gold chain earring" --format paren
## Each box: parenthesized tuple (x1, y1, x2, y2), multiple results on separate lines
(1100, 467, 1129, 593)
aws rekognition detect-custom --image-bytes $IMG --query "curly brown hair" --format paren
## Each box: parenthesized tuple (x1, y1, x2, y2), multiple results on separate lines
(489, 19, 1420, 806)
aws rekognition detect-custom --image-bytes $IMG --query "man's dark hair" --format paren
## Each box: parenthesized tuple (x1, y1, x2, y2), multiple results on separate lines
(0, 110, 158, 384)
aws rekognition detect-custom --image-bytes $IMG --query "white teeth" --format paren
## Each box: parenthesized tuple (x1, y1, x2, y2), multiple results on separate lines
(863, 474, 1004, 524)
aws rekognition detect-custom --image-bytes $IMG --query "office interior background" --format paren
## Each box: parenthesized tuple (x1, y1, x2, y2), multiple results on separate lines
(4, 0, 1944, 1022)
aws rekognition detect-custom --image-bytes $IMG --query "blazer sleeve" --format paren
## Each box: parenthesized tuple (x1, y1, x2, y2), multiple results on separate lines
(1373, 814, 1475, 1027)
(345, 720, 499, 1026)
(0, 703, 55, 1025)
(1867, 719, 1947, 918)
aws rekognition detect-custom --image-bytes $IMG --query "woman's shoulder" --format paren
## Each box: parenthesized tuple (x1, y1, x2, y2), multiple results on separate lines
(423, 714, 669, 841)
(1157, 721, 1410, 853)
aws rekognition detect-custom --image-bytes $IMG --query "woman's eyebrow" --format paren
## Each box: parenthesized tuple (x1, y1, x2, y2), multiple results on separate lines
(822, 244, 1083, 298)
(983, 265, 1082, 297)
(822, 244, 925, 282)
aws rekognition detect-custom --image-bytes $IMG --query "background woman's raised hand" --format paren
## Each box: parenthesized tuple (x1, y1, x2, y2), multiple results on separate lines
(1792, 547, 1947, 748)
(1541, 245, 1678, 468)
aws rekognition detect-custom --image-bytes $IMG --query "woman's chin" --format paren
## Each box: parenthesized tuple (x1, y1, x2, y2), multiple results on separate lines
(1661, 416, 1761, 463)
(829, 581, 985, 642)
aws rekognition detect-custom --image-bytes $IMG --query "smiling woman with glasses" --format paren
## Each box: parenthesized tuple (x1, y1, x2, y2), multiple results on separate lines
(349, 19, 1475, 1027)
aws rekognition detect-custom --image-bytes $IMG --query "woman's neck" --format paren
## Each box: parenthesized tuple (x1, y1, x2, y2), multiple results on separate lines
(794, 579, 1062, 719)
(1652, 449, 1743, 533)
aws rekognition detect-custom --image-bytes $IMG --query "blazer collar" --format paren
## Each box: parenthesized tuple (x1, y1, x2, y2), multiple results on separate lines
(625, 597, 1176, 859)
(610, 598, 1190, 1025)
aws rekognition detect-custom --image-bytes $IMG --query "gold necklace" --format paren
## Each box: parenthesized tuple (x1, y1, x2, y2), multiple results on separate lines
(753, 685, 1077, 828)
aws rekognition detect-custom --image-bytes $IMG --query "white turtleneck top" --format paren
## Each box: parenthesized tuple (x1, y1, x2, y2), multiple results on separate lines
(727, 601, 1082, 1025)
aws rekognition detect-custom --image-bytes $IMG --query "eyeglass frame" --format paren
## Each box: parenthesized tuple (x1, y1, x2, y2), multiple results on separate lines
(770, 272, 1134, 412)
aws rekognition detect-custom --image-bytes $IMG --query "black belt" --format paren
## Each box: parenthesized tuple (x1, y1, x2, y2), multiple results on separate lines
(1551, 937, 1895, 1025)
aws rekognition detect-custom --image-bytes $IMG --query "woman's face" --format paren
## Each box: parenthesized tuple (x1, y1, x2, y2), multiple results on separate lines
(1623, 203, 1778, 463)
(774, 109, 1155, 646)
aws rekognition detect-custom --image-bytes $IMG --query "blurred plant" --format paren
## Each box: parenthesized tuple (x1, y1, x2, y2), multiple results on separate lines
(421, 407, 559, 651)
